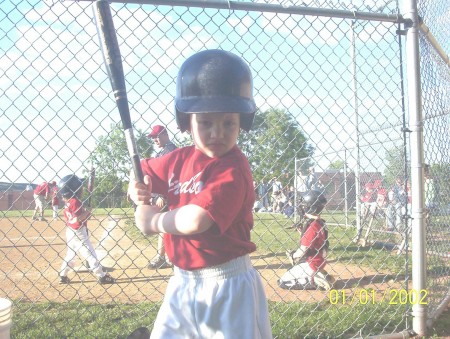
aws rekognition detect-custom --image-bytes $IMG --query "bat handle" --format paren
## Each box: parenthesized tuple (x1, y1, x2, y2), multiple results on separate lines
(131, 154, 144, 184)
(124, 128, 144, 184)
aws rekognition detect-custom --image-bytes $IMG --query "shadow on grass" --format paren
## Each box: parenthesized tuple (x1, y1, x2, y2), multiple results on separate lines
(332, 274, 404, 289)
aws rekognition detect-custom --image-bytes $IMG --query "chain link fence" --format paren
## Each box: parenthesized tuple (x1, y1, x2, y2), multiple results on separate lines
(1, 0, 448, 337)
(418, 0, 450, 326)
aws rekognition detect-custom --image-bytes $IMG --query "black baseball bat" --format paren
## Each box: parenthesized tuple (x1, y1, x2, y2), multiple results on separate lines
(93, 0, 144, 183)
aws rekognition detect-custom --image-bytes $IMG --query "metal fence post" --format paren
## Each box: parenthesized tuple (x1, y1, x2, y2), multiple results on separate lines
(403, 0, 427, 336)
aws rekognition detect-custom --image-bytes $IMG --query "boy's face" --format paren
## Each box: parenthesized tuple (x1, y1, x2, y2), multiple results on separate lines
(190, 113, 240, 158)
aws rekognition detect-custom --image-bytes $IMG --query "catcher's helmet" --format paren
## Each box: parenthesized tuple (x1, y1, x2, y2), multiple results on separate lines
(300, 190, 327, 214)
(175, 49, 256, 132)
(59, 175, 83, 199)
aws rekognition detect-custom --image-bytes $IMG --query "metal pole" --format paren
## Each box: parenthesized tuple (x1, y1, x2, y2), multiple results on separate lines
(351, 19, 362, 242)
(418, 22, 450, 67)
(403, 0, 427, 336)
(343, 149, 349, 227)
(395, 0, 411, 327)
(294, 157, 298, 223)
(68, 0, 405, 24)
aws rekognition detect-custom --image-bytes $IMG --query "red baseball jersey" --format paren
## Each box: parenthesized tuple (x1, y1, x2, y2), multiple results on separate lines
(300, 218, 327, 271)
(34, 182, 50, 196)
(141, 145, 256, 270)
(63, 197, 86, 230)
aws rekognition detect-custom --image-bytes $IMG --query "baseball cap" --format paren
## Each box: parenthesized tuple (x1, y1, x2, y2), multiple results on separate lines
(148, 125, 166, 138)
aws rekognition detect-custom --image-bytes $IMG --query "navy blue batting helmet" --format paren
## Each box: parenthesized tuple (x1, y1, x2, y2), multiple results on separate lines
(175, 49, 256, 132)
(300, 190, 327, 214)
(59, 175, 83, 199)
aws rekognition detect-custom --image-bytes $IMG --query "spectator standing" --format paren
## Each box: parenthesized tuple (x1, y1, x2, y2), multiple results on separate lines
(396, 180, 412, 254)
(253, 181, 262, 212)
(424, 164, 436, 213)
(360, 182, 378, 221)
(352, 181, 378, 243)
(258, 180, 270, 210)
(306, 166, 318, 190)
(271, 177, 283, 213)
(32, 181, 56, 221)
(386, 177, 407, 231)
(147, 125, 178, 269)
(297, 171, 308, 193)
(282, 186, 296, 217)
(253, 180, 259, 201)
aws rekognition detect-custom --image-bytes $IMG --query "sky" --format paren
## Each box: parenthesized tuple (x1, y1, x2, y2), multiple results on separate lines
(1, 0, 448, 185)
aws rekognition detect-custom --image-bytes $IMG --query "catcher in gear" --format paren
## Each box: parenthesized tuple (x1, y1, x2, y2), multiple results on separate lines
(279, 190, 335, 290)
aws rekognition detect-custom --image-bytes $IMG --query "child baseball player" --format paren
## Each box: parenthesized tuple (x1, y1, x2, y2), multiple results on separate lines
(128, 49, 272, 338)
(58, 174, 115, 284)
(32, 181, 56, 221)
(279, 190, 335, 290)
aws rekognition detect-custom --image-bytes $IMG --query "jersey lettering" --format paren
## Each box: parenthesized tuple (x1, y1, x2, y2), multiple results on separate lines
(65, 210, 76, 223)
(168, 172, 203, 195)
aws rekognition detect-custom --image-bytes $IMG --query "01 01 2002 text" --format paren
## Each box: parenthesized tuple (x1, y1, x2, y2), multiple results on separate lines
(328, 289, 428, 305)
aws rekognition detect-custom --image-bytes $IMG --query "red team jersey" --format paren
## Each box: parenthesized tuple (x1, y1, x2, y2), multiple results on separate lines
(34, 182, 50, 196)
(300, 219, 327, 271)
(141, 145, 256, 270)
(63, 197, 87, 230)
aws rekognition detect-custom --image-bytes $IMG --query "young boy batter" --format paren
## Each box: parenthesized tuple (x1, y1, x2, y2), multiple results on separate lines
(128, 50, 272, 338)
(58, 174, 115, 285)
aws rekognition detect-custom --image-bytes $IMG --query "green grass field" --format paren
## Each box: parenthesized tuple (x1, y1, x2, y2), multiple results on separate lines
(10, 296, 449, 338)
(3, 209, 449, 338)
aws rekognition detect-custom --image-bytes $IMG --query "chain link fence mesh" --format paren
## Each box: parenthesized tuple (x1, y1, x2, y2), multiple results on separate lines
(418, 0, 450, 322)
(1, 0, 448, 337)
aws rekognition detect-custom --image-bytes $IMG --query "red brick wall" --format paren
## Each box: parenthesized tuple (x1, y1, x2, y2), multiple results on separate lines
(0, 190, 36, 211)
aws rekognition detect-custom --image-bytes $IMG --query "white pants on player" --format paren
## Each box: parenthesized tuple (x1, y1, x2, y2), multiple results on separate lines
(150, 255, 273, 339)
(279, 262, 315, 286)
(52, 205, 59, 218)
(33, 194, 45, 212)
(60, 226, 104, 278)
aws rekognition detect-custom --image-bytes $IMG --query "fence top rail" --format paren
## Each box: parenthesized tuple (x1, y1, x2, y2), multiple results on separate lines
(419, 22, 450, 67)
(64, 0, 407, 24)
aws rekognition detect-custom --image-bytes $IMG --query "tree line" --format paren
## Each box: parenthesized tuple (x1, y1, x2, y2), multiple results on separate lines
(83, 108, 448, 210)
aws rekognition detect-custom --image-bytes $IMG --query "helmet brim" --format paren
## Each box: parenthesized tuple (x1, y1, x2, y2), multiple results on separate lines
(176, 96, 256, 115)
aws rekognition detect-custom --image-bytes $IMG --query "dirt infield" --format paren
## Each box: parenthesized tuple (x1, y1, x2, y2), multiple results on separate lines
(0, 216, 407, 305)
